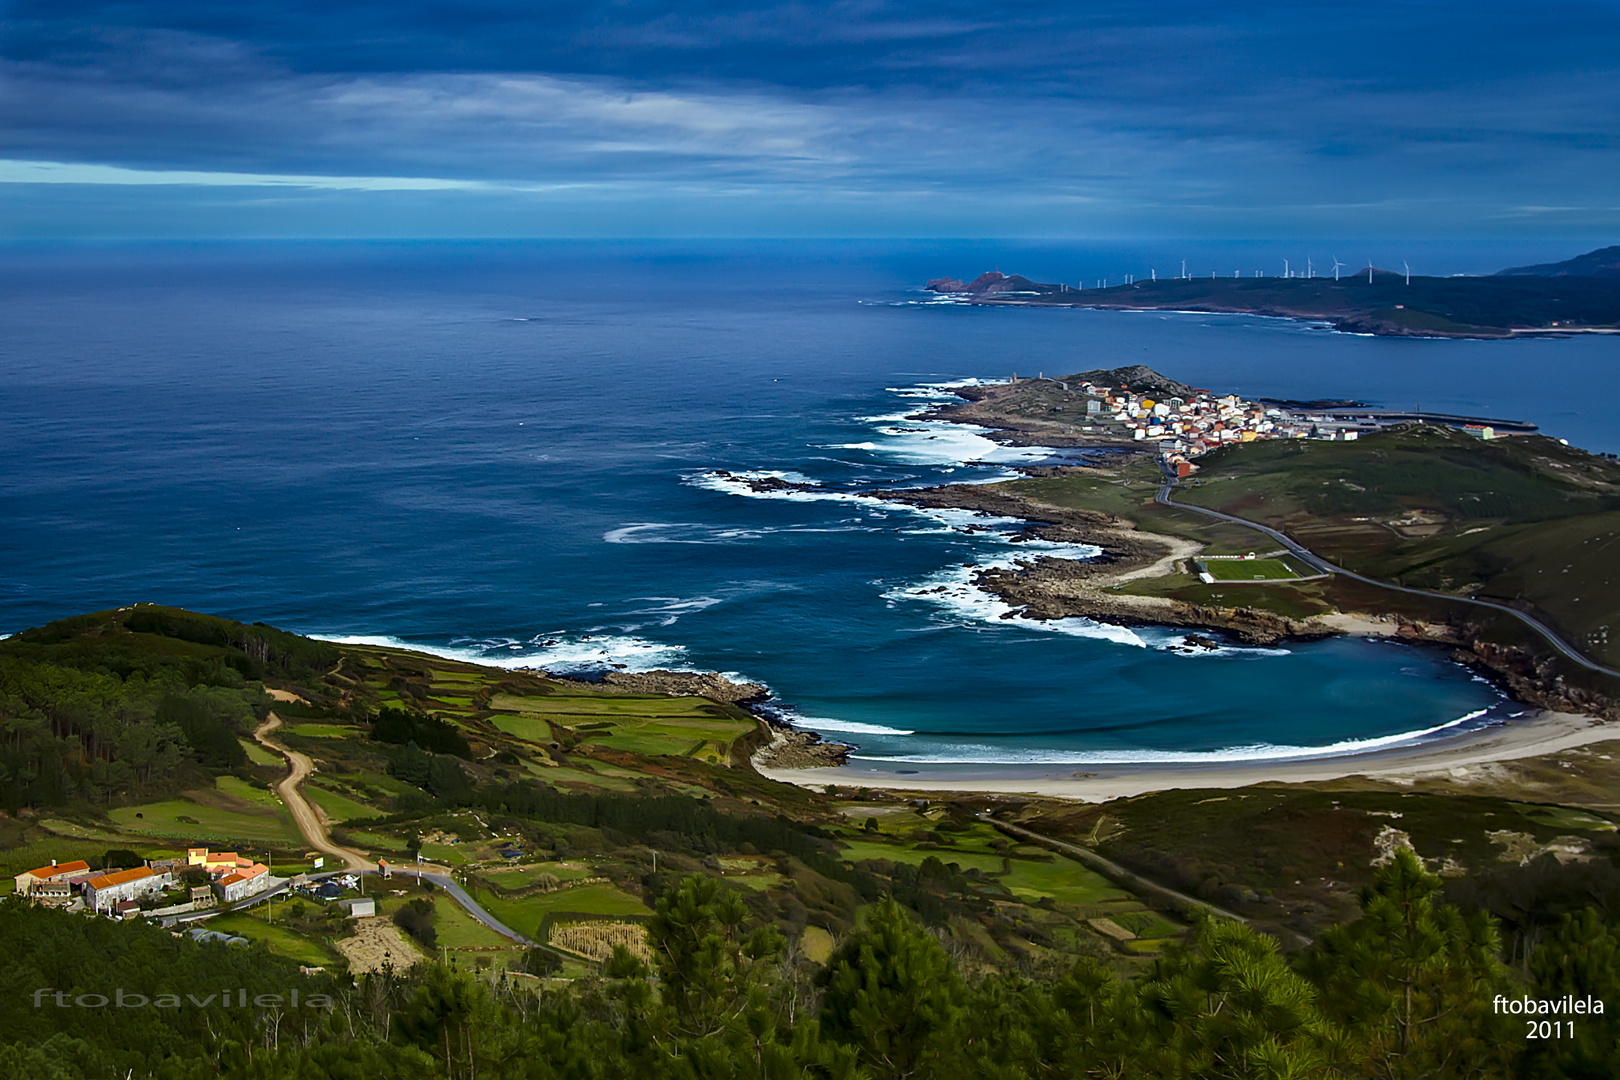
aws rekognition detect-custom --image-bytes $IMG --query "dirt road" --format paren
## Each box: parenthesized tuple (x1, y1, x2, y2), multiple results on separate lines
(253, 712, 373, 872)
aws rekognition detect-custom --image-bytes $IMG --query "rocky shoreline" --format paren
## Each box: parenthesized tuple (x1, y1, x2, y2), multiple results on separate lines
(880, 482, 1335, 645)
(891, 388, 1618, 721)
(750, 719, 853, 770)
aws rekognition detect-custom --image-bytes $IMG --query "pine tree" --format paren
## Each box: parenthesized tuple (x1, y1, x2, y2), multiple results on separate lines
(1520, 907, 1620, 1080)
(1139, 915, 1349, 1080)
(1302, 848, 1515, 1079)
(817, 896, 966, 1079)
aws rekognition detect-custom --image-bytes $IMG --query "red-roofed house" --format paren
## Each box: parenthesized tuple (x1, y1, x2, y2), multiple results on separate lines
(14, 860, 91, 897)
(84, 867, 173, 913)
(213, 863, 271, 904)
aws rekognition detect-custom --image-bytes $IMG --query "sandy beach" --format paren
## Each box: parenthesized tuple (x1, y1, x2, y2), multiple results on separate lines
(757, 710, 1617, 801)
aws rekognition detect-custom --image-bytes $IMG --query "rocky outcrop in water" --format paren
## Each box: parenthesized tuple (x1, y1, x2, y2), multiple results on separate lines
(752, 723, 852, 769)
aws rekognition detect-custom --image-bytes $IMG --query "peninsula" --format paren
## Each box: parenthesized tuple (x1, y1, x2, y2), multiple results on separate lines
(926, 245, 1620, 338)
(879, 366, 1620, 729)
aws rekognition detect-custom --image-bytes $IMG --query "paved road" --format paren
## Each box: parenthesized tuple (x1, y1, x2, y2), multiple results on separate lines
(387, 870, 538, 948)
(1155, 479, 1620, 680)
(253, 712, 374, 872)
(241, 714, 576, 960)
(984, 816, 1248, 924)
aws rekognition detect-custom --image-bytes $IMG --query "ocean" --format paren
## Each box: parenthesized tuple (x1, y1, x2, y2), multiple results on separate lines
(3, 241, 1614, 776)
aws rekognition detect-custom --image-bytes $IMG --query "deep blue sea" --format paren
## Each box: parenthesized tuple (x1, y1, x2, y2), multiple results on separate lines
(4, 242, 1616, 775)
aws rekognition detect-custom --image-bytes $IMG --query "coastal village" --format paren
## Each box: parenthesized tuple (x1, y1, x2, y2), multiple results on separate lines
(1020, 373, 1515, 479)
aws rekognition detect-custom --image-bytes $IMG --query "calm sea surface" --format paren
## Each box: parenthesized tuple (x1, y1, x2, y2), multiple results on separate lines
(4, 242, 1615, 773)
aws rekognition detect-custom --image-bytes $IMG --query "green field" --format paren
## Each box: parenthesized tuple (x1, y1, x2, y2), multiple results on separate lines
(427, 895, 517, 950)
(1199, 557, 1300, 581)
(836, 834, 1127, 905)
(469, 881, 651, 941)
(303, 784, 380, 824)
(216, 776, 285, 809)
(480, 861, 597, 889)
(202, 912, 340, 966)
(490, 688, 755, 760)
(1006, 460, 1278, 555)
(1007, 427, 1620, 669)
(239, 738, 282, 766)
(283, 722, 364, 738)
(109, 782, 301, 844)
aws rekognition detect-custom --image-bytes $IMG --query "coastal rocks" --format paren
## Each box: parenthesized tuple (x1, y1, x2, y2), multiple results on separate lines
(883, 484, 1159, 554)
(752, 723, 852, 770)
(707, 470, 803, 494)
(598, 669, 769, 704)
(976, 560, 1333, 645)
(1453, 641, 1619, 721)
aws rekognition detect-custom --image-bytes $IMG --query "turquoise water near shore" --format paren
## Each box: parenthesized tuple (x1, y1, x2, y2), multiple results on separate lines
(4, 242, 1611, 768)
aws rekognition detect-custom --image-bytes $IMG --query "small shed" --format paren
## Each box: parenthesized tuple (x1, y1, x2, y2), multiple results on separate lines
(339, 897, 376, 918)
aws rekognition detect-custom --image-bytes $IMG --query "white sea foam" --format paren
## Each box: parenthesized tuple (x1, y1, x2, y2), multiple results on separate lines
(850, 709, 1495, 765)
(605, 521, 882, 545)
(831, 421, 1048, 470)
(789, 716, 917, 737)
(886, 563, 1149, 648)
(1164, 635, 1293, 658)
(622, 596, 727, 627)
(686, 470, 891, 507)
(311, 631, 688, 672)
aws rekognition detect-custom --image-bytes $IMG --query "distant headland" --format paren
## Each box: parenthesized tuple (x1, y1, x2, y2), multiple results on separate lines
(926, 245, 1620, 338)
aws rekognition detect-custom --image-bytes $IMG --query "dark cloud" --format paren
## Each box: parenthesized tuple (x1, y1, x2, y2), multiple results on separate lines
(1, 1, 1617, 235)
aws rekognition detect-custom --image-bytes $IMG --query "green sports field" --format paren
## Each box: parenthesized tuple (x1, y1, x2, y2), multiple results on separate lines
(1199, 558, 1300, 581)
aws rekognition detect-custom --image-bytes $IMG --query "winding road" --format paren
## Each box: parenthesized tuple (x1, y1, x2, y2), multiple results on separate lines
(248, 711, 551, 952)
(1155, 478, 1620, 680)
(253, 712, 373, 871)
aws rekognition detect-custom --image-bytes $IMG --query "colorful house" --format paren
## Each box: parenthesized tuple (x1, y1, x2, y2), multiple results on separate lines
(213, 863, 271, 904)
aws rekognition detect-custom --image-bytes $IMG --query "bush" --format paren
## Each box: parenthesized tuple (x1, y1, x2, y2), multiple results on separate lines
(391, 897, 437, 949)
(520, 947, 562, 976)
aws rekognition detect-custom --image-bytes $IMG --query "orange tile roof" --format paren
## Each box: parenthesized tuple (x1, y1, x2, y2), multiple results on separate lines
(87, 867, 155, 890)
(22, 860, 90, 880)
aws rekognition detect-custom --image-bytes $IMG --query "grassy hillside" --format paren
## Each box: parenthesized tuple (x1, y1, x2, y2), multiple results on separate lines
(0, 608, 1187, 976)
(6, 608, 1620, 1080)
(1174, 426, 1620, 665)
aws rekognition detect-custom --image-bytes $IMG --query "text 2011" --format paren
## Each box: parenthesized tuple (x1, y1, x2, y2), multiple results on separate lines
(1525, 1020, 1574, 1039)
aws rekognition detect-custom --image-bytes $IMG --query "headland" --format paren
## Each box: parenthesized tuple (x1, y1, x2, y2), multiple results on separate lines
(926, 245, 1620, 338)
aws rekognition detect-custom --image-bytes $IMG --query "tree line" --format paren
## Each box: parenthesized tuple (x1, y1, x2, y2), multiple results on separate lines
(4, 850, 1616, 1079)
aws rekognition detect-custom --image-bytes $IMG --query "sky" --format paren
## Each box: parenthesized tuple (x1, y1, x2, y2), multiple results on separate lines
(1, 1, 1618, 239)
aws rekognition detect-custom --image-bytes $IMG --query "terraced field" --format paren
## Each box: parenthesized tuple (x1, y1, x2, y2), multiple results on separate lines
(490, 688, 755, 760)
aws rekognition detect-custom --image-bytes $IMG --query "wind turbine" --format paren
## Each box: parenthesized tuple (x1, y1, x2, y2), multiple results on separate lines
(1367, 258, 1374, 284)
(1284, 259, 1290, 279)
(1307, 257, 1314, 279)
(1181, 259, 1187, 280)
(1331, 256, 1344, 281)
(1403, 259, 1411, 285)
